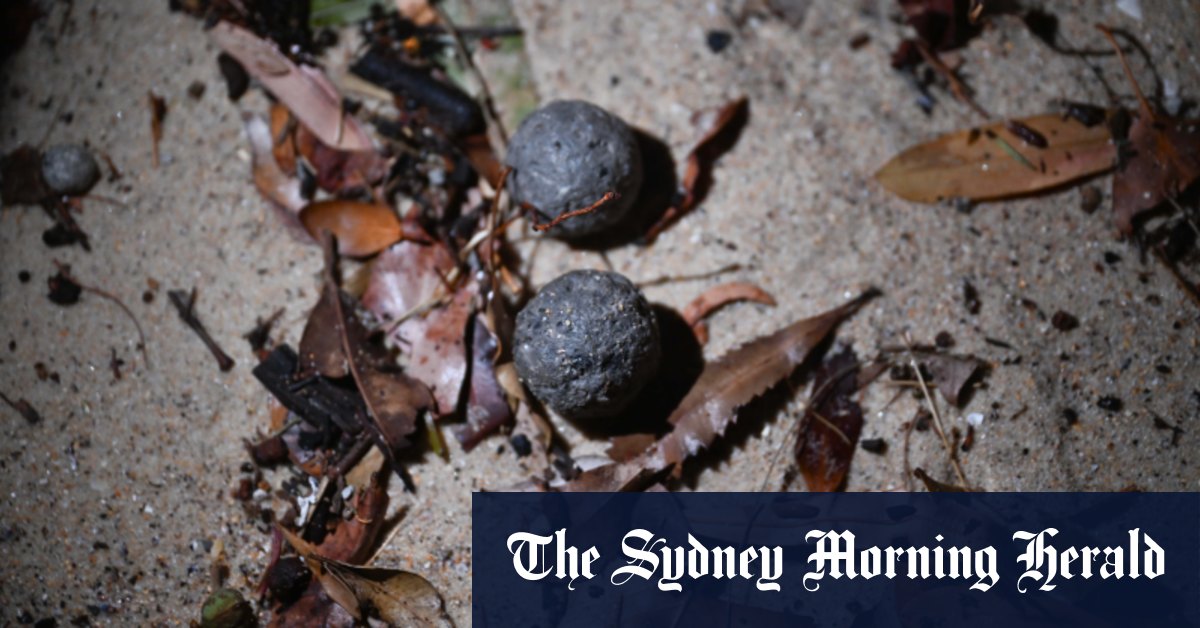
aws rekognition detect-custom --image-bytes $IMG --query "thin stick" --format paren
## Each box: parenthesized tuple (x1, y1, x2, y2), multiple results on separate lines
(1095, 25, 1154, 120)
(905, 333, 969, 487)
(432, 2, 509, 149)
(168, 288, 235, 371)
(529, 191, 618, 232)
(54, 263, 150, 369)
(914, 41, 990, 120)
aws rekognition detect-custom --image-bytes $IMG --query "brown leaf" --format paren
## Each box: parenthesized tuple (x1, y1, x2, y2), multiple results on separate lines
(298, 287, 351, 379)
(281, 528, 452, 627)
(680, 96, 749, 211)
(876, 113, 1115, 203)
(269, 580, 356, 628)
(269, 103, 298, 175)
(362, 238, 470, 417)
(294, 124, 390, 194)
(210, 22, 372, 152)
(922, 353, 983, 407)
(1096, 25, 1200, 234)
(244, 113, 308, 233)
(681, 281, 776, 344)
(606, 433, 658, 464)
(456, 314, 514, 451)
(300, 200, 404, 258)
(568, 290, 876, 491)
(319, 240, 433, 459)
(313, 471, 388, 565)
(797, 347, 863, 492)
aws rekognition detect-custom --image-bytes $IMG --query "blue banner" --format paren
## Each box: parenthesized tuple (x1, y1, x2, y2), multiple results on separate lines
(473, 492, 1200, 627)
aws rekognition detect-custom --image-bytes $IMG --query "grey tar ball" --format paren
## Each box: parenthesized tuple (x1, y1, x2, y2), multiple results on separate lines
(514, 270, 660, 421)
(505, 100, 642, 239)
(41, 144, 100, 196)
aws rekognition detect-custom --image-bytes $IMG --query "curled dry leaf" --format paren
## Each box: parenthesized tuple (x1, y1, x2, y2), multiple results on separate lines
(645, 96, 749, 241)
(922, 353, 983, 407)
(681, 281, 776, 344)
(568, 290, 877, 491)
(797, 346, 863, 492)
(300, 200, 404, 258)
(211, 21, 372, 152)
(457, 314, 514, 451)
(298, 287, 351, 379)
(244, 113, 307, 234)
(312, 470, 389, 565)
(294, 123, 391, 195)
(1095, 26, 1200, 234)
(875, 114, 1115, 203)
(362, 238, 471, 417)
(282, 529, 453, 627)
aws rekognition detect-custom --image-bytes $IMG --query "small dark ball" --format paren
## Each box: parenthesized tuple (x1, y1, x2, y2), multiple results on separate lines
(514, 270, 659, 421)
(41, 144, 99, 196)
(505, 100, 642, 239)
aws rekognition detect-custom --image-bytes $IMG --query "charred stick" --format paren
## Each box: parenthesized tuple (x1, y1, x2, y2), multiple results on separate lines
(168, 288, 235, 371)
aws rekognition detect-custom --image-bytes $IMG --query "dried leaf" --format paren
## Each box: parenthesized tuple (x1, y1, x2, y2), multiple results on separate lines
(300, 200, 404, 258)
(362, 238, 471, 417)
(269, 103, 298, 174)
(681, 281, 776, 344)
(568, 291, 876, 491)
(797, 347, 863, 492)
(313, 471, 388, 565)
(456, 315, 514, 451)
(244, 113, 307, 233)
(281, 528, 453, 627)
(875, 114, 1115, 203)
(298, 288, 351, 379)
(294, 124, 391, 194)
(1095, 25, 1200, 234)
(211, 21, 372, 151)
(922, 353, 983, 407)
(269, 580, 355, 628)
(680, 96, 749, 211)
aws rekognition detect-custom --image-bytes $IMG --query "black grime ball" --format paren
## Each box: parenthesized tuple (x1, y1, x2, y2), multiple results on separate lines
(514, 270, 660, 421)
(505, 100, 643, 239)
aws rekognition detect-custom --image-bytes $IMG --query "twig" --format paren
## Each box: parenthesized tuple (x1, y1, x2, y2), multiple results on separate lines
(528, 191, 618, 232)
(1095, 25, 1154, 121)
(914, 41, 990, 120)
(168, 288, 235, 371)
(431, 2, 509, 149)
(904, 333, 969, 487)
(637, 263, 744, 288)
(54, 263, 150, 368)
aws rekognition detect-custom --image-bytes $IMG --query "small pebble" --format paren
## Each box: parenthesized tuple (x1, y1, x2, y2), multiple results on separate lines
(41, 144, 99, 196)
(1079, 185, 1102, 213)
(18, 270, 31, 283)
(934, 331, 955, 348)
(1097, 396, 1123, 412)
(965, 412, 984, 427)
(706, 30, 733, 53)
(1050, 310, 1079, 332)
(860, 438, 887, 454)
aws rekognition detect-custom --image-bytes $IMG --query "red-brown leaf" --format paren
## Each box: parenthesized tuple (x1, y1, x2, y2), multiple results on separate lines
(796, 347, 862, 492)
(1112, 112, 1200, 234)
(300, 200, 404, 258)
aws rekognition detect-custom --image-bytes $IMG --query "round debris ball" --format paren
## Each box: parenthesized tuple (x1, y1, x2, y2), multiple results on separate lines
(41, 144, 100, 196)
(514, 270, 660, 421)
(505, 100, 642, 239)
